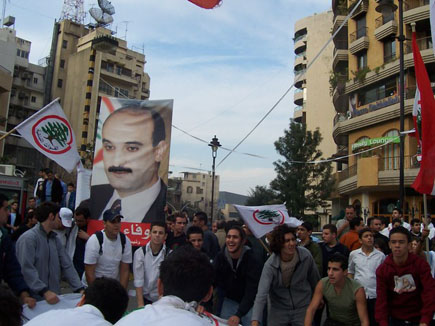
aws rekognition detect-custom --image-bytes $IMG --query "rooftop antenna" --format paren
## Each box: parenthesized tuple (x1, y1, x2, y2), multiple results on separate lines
(120, 20, 130, 41)
(1, 0, 8, 26)
(60, 0, 86, 24)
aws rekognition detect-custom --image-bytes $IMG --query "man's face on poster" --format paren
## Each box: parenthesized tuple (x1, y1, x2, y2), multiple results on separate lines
(102, 110, 166, 197)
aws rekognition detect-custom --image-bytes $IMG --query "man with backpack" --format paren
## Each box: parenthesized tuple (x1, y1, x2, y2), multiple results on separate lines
(84, 207, 132, 289)
(133, 221, 169, 307)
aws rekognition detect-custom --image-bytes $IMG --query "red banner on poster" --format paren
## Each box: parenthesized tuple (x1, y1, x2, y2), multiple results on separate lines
(87, 220, 151, 247)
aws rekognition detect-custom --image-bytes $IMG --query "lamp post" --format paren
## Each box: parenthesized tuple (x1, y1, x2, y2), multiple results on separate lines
(375, 0, 405, 213)
(209, 135, 221, 224)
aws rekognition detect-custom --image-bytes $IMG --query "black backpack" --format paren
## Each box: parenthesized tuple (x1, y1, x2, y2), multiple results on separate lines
(95, 231, 126, 255)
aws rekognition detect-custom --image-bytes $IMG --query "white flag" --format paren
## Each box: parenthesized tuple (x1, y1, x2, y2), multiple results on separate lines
(431, 0, 435, 56)
(15, 99, 81, 172)
(234, 204, 302, 239)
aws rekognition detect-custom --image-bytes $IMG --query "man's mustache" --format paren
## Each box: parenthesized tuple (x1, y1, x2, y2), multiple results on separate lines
(108, 166, 133, 173)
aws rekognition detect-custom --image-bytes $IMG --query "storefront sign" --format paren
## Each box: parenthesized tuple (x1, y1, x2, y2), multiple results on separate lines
(354, 95, 399, 117)
(352, 136, 400, 152)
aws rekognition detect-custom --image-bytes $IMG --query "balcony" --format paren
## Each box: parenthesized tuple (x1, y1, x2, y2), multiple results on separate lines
(349, 27, 369, 55)
(294, 54, 307, 69)
(333, 40, 348, 69)
(332, 13, 347, 33)
(349, 0, 368, 19)
(294, 88, 304, 106)
(403, 0, 430, 25)
(294, 35, 307, 55)
(374, 15, 398, 41)
(293, 105, 304, 123)
(336, 156, 420, 195)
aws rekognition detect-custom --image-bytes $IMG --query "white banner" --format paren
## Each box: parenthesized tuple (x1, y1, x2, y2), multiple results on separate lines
(234, 204, 302, 239)
(75, 161, 92, 208)
(15, 99, 80, 172)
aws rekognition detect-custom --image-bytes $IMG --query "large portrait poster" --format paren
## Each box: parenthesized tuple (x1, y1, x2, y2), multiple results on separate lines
(88, 97, 173, 246)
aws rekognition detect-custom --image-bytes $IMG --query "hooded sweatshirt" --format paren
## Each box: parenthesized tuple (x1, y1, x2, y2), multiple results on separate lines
(375, 253, 435, 326)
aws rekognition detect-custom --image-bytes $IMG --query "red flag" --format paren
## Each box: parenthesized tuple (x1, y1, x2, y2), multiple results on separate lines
(188, 0, 221, 9)
(411, 32, 435, 195)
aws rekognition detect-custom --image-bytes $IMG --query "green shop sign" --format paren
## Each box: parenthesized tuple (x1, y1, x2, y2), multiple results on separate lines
(352, 136, 400, 152)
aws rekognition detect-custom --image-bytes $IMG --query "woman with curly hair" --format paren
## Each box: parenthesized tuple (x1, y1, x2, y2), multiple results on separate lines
(251, 224, 320, 326)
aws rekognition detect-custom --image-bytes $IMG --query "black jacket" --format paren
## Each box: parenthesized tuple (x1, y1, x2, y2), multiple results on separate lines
(0, 227, 30, 295)
(89, 180, 167, 223)
(41, 178, 64, 203)
(319, 241, 349, 277)
(214, 246, 262, 318)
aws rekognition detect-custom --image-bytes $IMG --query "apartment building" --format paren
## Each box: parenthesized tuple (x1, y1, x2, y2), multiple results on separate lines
(331, 0, 434, 220)
(293, 11, 336, 219)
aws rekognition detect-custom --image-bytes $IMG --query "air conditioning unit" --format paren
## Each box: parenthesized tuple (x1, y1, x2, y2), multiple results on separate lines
(0, 164, 15, 176)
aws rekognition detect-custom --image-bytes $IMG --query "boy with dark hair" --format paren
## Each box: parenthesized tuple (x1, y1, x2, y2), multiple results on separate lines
(319, 224, 349, 277)
(340, 217, 364, 251)
(376, 226, 435, 326)
(187, 226, 205, 252)
(297, 221, 323, 273)
(116, 246, 216, 325)
(166, 213, 187, 250)
(252, 224, 320, 326)
(348, 228, 385, 326)
(389, 208, 411, 231)
(304, 253, 369, 326)
(368, 216, 390, 255)
(27, 277, 129, 325)
(193, 211, 220, 259)
(16, 202, 83, 304)
(410, 218, 422, 238)
(133, 221, 169, 307)
(214, 224, 262, 326)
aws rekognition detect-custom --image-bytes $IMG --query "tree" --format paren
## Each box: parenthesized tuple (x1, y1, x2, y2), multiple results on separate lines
(246, 185, 279, 206)
(270, 120, 334, 217)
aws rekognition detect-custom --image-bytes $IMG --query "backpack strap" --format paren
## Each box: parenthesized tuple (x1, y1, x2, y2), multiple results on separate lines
(96, 231, 104, 255)
(120, 232, 126, 254)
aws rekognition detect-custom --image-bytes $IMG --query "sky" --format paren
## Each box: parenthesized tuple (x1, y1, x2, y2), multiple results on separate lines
(4, 0, 331, 196)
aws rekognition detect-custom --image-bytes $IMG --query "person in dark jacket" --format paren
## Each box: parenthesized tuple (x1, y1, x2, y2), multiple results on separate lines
(0, 194, 36, 308)
(252, 224, 320, 326)
(6, 201, 21, 234)
(40, 170, 64, 204)
(214, 224, 261, 326)
(376, 226, 435, 326)
(319, 224, 349, 277)
(11, 210, 38, 242)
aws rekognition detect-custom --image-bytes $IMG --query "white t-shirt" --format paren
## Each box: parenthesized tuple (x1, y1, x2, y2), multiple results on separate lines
(83, 231, 132, 284)
(26, 304, 111, 326)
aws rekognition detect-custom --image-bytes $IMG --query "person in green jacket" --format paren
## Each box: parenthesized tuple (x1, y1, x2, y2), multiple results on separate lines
(297, 222, 322, 273)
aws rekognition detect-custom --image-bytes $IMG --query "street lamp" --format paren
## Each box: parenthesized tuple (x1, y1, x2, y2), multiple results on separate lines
(376, 0, 405, 214)
(209, 135, 221, 224)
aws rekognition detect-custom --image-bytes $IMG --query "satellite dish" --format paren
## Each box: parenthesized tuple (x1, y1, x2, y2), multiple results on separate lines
(98, 0, 115, 15)
(89, 0, 115, 26)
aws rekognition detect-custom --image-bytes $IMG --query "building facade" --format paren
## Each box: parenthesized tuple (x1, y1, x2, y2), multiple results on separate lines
(293, 11, 336, 219)
(331, 0, 434, 221)
(180, 171, 220, 218)
(47, 19, 151, 162)
(0, 26, 46, 177)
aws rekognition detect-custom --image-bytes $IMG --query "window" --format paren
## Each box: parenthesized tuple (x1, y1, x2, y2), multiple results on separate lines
(357, 78, 396, 106)
(356, 16, 366, 38)
(383, 39, 396, 63)
(383, 129, 399, 170)
(57, 79, 63, 88)
(62, 40, 68, 49)
(60, 59, 65, 68)
(357, 51, 367, 70)
(31, 96, 36, 103)
(16, 49, 20, 56)
(196, 187, 203, 194)
(33, 77, 38, 84)
(187, 186, 193, 194)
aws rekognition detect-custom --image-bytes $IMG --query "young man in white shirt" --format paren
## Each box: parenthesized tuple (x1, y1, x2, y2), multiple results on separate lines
(116, 246, 216, 326)
(133, 221, 169, 307)
(84, 208, 132, 289)
(348, 228, 385, 326)
(26, 277, 129, 325)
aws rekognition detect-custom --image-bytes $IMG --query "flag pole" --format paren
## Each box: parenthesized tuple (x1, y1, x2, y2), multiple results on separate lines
(0, 127, 17, 142)
(423, 193, 429, 251)
(257, 237, 271, 255)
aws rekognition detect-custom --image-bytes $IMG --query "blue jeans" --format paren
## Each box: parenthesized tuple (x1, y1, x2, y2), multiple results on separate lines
(220, 297, 253, 326)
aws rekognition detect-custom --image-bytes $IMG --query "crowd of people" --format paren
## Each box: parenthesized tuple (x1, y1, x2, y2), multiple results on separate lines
(0, 192, 435, 325)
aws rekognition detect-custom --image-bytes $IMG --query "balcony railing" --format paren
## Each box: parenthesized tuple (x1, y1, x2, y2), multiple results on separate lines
(295, 105, 304, 112)
(294, 69, 306, 76)
(378, 155, 420, 171)
(294, 88, 304, 94)
(294, 34, 307, 43)
(334, 39, 348, 51)
(337, 164, 357, 182)
(404, 0, 429, 10)
(405, 36, 433, 53)
(375, 14, 395, 28)
(384, 53, 397, 64)
(295, 51, 306, 58)
(350, 27, 368, 42)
